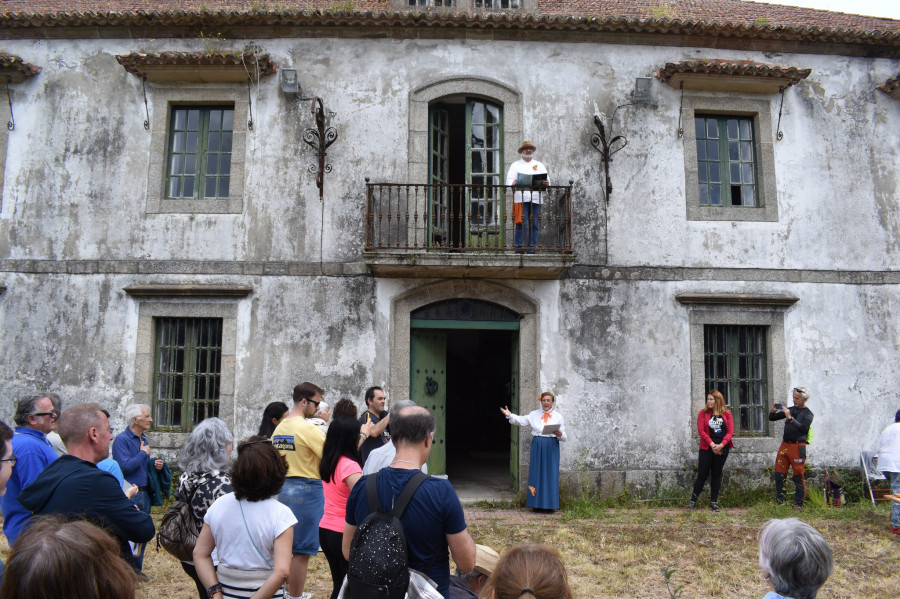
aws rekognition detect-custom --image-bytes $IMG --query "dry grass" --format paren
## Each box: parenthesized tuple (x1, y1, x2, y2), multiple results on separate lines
(4, 503, 900, 599)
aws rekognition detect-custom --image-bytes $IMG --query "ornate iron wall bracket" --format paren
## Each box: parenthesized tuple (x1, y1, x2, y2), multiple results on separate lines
(775, 87, 785, 141)
(590, 114, 628, 203)
(303, 97, 337, 202)
(141, 76, 149, 130)
(6, 77, 14, 131)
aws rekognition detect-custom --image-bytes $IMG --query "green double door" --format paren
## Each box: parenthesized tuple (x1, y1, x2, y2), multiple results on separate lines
(409, 326, 520, 489)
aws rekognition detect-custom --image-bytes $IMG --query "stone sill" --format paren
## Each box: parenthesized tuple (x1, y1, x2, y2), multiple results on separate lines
(365, 251, 574, 279)
(123, 284, 253, 298)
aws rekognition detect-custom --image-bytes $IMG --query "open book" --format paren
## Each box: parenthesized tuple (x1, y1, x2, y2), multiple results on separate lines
(517, 172, 548, 187)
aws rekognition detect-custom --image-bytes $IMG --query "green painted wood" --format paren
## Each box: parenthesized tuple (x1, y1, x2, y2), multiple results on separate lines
(410, 319, 520, 331)
(410, 330, 447, 475)
(509, 333, 520, 491)
(429, 107, 450, 247)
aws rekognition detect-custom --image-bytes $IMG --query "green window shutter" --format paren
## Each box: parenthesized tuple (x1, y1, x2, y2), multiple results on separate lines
(153, 317, 223, 431)
(166, 106, 234, 200)
(703, 325, 768, 436)
(695, 115, 758, 207)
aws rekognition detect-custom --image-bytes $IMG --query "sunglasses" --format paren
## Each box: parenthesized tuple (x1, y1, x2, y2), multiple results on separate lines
(31, 411, 59, 420)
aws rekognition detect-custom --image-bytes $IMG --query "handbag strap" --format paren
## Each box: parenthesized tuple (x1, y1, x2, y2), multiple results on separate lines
(239, 499, 272, 569)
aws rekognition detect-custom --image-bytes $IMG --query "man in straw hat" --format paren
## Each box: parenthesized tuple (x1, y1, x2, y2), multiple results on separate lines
(506, 141, 550, 253)
(449, 544, 500, 598)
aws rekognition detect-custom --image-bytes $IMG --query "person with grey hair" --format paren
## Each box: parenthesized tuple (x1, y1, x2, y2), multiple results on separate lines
(769, 386, 814, 507)
(0, 393, 60, 545)
(361, 399, 428, 475)
(43, 394, 67, 456)
(112, 403, 163, 572)
(18, 403, 155, 573)
(175, 417, 235, 598)
(758, 518, 833, 599)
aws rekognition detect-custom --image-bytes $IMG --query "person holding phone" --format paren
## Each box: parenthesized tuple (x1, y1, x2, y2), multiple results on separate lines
(688, 390, 734, 512)
(500, 392, 566, 512)
(769, 386, 814, 508)
(506, 141, 550, 253)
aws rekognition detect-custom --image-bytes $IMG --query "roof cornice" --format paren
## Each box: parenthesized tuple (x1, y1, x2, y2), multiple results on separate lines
(1, 10, 899, 56)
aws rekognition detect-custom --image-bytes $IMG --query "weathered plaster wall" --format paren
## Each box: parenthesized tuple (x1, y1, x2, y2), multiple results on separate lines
(0, 34, 897, 483)
(0, 39, 896, 268)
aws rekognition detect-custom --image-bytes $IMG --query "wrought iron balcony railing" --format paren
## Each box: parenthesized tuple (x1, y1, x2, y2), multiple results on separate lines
(364, 181, 573, 253)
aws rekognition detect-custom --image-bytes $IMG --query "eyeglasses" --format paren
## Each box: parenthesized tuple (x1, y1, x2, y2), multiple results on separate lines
(31, 411, 59, 420)
(0, 454, 17, 466)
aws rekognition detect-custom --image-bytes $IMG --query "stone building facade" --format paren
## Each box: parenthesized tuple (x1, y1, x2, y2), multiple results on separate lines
(0, 0, 898, 494)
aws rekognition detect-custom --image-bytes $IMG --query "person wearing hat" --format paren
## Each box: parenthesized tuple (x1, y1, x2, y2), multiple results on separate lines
(769, 386, 814, 508)
(506, 141, 550, 252)
(448, 544, 500, 598)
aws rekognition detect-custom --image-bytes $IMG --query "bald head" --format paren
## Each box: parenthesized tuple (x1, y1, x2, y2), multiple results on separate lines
(58, 403, 111, 463)
(390, 406, 435, 446)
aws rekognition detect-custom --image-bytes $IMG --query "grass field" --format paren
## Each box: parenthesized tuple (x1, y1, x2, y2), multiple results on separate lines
(4, 500, 899, 598)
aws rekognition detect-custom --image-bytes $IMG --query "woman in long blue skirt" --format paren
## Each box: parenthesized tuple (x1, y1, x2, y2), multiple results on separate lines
(501, 391, 567, 511)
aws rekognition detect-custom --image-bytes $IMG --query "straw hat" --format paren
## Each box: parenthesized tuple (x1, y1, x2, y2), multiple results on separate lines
(473, 544, 501, 576)
(517, 141, 536, 153)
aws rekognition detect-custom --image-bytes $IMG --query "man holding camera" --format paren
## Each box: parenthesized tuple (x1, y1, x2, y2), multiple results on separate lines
(769, 386, 814, 508)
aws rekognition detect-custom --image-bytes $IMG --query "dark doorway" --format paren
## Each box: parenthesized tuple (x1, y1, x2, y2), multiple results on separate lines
(445, 328, 515, 488)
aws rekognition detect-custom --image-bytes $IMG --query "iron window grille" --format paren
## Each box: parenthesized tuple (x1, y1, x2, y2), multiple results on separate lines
(704, 324, 768, 436)
(153, 317, 222, 431)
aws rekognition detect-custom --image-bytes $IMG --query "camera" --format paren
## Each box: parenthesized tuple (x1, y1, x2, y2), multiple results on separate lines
(774, 403, 783, 410)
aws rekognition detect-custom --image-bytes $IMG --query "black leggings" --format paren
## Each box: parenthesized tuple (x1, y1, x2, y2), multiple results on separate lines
(691, 447, 730, 502)
(180, 561, 207, 599)
(320, 527, 347, 599)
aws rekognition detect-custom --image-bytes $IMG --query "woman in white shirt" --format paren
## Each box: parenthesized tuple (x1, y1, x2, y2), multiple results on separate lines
(877, 408, 900, 533)
(501, 392, 566, 512)
(194, 437, 298, 599)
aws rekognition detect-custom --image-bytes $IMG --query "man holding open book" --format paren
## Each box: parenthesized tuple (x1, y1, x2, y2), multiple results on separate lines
(506, 140, 550, 253)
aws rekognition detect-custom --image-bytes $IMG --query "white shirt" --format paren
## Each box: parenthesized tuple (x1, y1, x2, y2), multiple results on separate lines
(204, 493, 297, 570)
(506, 408, 567, 441)
(505, 158, 549, 204)
(362, 440, 429, 475)
(877, 422, 900, 473)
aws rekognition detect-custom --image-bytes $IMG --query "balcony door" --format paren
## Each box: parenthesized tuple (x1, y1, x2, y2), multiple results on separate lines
(428, 98, 503, 249)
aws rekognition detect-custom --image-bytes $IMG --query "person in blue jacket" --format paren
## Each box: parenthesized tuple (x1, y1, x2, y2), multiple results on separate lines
(19, 403, 155, 572)
(0, 394, 60, 546)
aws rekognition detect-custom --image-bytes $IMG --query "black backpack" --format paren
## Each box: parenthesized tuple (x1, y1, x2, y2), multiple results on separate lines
(345, 471, 430, 599)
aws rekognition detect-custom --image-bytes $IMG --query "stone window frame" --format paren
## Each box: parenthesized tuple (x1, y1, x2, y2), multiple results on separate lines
(132, 297, 241, 449)
(408, 77, 522, 247)
(688, 306, 787, 454)
(146, 85, 247, 214)
(682, 95, 778, 222)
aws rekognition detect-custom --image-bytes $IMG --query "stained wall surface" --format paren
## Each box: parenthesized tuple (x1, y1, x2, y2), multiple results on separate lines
(0, 33, 897, 488)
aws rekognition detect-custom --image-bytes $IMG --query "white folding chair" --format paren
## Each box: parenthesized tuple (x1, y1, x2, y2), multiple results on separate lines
(860, 450, 889, 506)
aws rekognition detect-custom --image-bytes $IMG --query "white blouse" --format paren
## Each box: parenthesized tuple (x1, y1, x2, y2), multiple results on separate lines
(507, 408, 567, 441)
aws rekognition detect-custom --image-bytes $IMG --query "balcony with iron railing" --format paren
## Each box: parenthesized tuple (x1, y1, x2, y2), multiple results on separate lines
(364, 181, 574, 278)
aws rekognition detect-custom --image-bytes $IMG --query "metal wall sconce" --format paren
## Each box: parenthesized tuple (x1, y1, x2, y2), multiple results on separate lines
(590, 77, 652, 203)
(281, 68, 299, 94)
(281, 67, 337, 202)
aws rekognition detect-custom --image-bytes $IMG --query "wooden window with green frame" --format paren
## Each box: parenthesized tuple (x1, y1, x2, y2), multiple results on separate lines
(704, 324, 768, 436)
(695, 115, 758, 207)
(427, 98, 503, 249)
(166, 105, 234, 200)
(153, 317, 222, 431)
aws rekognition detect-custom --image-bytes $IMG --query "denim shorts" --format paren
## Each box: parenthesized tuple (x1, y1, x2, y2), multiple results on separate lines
(278, 477, 324, 555)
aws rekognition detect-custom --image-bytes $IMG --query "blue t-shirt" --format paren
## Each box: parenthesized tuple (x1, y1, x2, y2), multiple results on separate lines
(345, 468, 467, 598)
